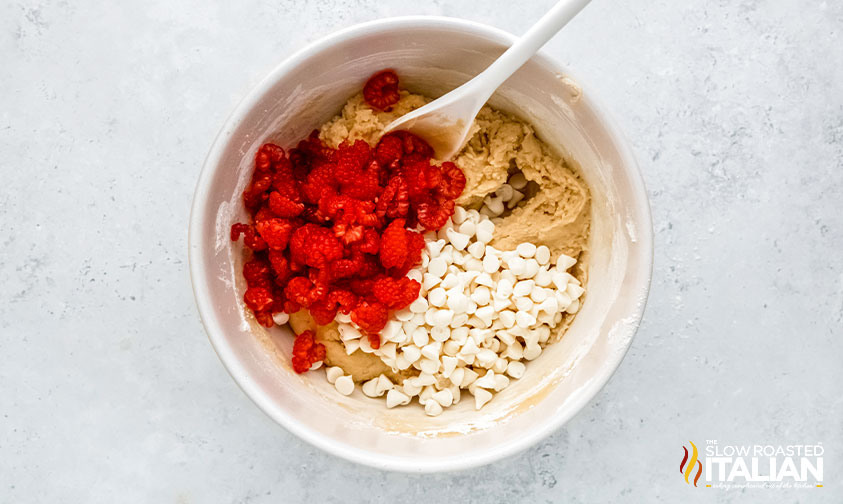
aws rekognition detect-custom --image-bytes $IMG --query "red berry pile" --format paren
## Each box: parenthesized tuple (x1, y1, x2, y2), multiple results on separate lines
(231, 70, 467, 374)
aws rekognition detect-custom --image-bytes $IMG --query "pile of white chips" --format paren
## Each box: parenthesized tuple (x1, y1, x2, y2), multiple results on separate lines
(318, 201, 585, 415)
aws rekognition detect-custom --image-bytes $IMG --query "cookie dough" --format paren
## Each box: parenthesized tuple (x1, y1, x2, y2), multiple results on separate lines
(288, 310, 408, 383)
(314, 91, 591, 380)
(319, 92, 590, 262)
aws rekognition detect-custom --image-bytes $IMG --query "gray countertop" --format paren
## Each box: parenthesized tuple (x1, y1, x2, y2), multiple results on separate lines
(1, 0, 840, 502)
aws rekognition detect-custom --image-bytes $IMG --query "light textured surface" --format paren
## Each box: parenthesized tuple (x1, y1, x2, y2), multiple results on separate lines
(1, 0, 841, 502)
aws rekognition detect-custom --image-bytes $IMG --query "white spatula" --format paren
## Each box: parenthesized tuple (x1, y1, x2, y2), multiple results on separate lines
(385, 0, 592, 160)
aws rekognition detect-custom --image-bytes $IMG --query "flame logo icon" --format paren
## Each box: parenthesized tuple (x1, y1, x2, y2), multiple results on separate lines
(680, 441, 703, 487)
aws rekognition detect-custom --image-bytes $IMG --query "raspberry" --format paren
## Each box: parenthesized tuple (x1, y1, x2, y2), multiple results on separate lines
(243, 258, 272, 288)
(415, 196, 455, 230)
(291, 330, 326, 374)
(268, 191, 304, 218)
(376, 176, 409, 219)
(308, 266, 332, 291)
(270, 285, 287, 313)
(268, 251, 291, 282)
(255, 143, 286, 173)
(230, 223, 249, 241)
(301, 164, 337, 204)
(334, 140, 372, 184)
(373, 276, 421, 309)
(253, 207, 276, 224)
(283, 299, 301, 314)
(272, 173, 300, 200)
(437, 161, 466, 199)
(395, 131, 434, 160)
(328, 289, 358, 314)
(379, 218, 408, 269)
(374, 131, 434, 170)
(289, 224, 344, 269)
(352, 228, 380, 255)
(321, 194, 379, 244)
(310, 287, 359, 324)
(330, 253, 363, 280)
(319, 193, 354, 220)
(341, 159, 381, 201)
(284, 276, 327, 308)
(352, 199, 379, 227)
(231, 223, 267, 251)
(309, 298, 340, 325)
(243, 171, 273, 211)
(255, 310, 275, 328)
(351, 300, 388, 341)
(374, 134, 404, 167)
(244, 287, 274, 312)
(234, 71, 471, 373)
(397, 229, 426, 275)
(300, 205, 331, 225)
(255, 218, 295, 251)
(348, 277, 376, 297)
(401, 159, 441, 198)
(290, 131, 334, 179)
(363, 70, 400, 111)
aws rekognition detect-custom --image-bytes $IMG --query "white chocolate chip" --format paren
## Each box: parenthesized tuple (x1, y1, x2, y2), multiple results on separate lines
(326, 366, 344, 384)
(432, 388, 454, 407)
(475, 219, 495, 243)
(402, 345, 422, 363)
(516, 242, 536, 258)
(493, 374, 510, 391)
(386, 389, 411, 408)
(334, 375, 355, 396)
(458, 220, 476, 237)
(468, 241, 485, 259)
(470, 286, 491, 306)
(535, 245, 551, 265)
(509, 172, 528, 190)
(344, 339, 360, 355)
(556, 254, 577, 271)
(422, 273, 441, 290)
(362, 378, 380, 397)
(446, 229, 470, 250)
(507, 190, 525, 208)
(524, 343, 542, 360)
(424, 399, 443, 416)
(428, 287, 447, 307)
(513, 279, 535, 297)
(474, 370, 497, 389)
(482, 253, 501, 273)
(475, 348, 498, 368)
(493, 357, 509, 374)
(429, 309, 454, 327)
(409, 296, 428, 313)
(498, 184, 514, 201)
(506, 361, 526, 379)
(421, 342, 441, 361)
(452, 206, 467, 225)
(567, 283, 585, 300)
(473, 388, 493, 409)
(428, 257, 447, 278)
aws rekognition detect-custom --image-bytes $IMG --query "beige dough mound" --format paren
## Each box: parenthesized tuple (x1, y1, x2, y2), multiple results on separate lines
(315, 91, 591, 380)
(319, 91, 590, 263)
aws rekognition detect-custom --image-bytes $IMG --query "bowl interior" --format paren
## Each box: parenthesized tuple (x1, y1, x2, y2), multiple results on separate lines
(190, 18, 652, 471)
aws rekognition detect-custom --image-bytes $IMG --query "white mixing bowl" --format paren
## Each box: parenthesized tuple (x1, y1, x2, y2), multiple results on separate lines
(189, 16, 653, 472)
